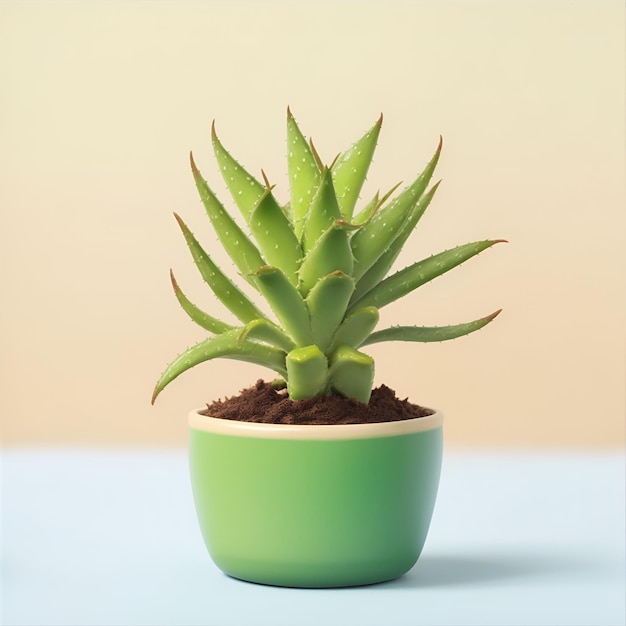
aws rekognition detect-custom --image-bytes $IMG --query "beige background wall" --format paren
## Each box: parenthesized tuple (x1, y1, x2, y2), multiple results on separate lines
(1, 1, 624, 448)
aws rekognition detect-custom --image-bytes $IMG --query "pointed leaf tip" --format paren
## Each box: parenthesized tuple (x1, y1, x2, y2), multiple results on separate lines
(328, 152, 340, 169)
(309, 139, 324, 170)
(487, 308, 503, 321)
(189, 150, 199, 174)
(173, 212, 185, 229)
(211, 119, 217, 139)
(261, 169, 271, 189)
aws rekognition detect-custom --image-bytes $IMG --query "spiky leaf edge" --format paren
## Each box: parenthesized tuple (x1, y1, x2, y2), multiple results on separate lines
(151, 328, 287, 404)
(362, 310, 502, 345)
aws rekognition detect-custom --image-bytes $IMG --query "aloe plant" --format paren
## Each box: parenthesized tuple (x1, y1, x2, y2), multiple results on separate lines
(152, 110, 505, 405)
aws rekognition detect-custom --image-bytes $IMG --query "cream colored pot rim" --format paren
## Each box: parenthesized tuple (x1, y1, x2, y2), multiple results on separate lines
(188, 408, 443, 440)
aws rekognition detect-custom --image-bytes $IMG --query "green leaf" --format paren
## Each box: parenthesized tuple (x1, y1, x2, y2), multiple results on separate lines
(377, 181, 404, 209)
(305, 271, 355, 352)
(352, 191, 379, 225)
(351, 181, 441, 303)
(329, 306, 380, 352)
(350, 137, 442, 280)
(352, 182, 402, 226)
(328, 346, 374, 404)
(190, 152, 265, 283)
(169, 270, 234, 334)
(254, 265, 312, 347)
(301, 167, 342, 253)
(174, 213, 267, 324)
(250, 188, 302, 286)
(298, 221, 354, 295)
(286, 345, 329, 400)
(362, 310, 502, 346)
(211, 121, 265, 222)
(238, 318, 295, 352)
(331, 114, 382, 221)
(351, 240, 507, 312)
(151, 328, 287, 404)
(287, 108, 321, 239)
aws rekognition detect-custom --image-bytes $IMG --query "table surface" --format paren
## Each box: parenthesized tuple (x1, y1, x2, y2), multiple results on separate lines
(1, 449, 624, 626)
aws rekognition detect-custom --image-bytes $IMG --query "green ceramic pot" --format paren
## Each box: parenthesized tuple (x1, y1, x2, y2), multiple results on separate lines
(188, 409, 443, 588)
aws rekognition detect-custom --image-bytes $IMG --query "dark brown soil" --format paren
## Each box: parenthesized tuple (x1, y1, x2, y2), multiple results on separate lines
(200, 379, 433, 425)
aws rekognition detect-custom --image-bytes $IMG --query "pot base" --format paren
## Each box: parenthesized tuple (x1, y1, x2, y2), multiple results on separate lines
(221, 558, 418, 588)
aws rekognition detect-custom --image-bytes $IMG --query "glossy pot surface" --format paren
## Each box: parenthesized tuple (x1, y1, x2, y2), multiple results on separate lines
(189, 410, 443, 588)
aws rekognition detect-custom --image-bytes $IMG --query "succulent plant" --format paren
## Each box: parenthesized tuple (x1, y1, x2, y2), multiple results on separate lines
(152, 109, 505, 405)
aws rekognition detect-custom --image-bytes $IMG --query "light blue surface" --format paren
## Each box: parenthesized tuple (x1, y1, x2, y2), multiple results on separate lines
(1, 449, 624, 626)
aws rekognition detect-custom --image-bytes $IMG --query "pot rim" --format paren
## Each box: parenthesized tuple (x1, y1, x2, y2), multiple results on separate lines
(188, 408, 443, 440)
